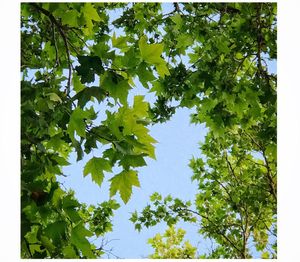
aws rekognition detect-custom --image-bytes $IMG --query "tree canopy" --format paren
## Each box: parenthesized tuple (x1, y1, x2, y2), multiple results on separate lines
(21, 2, 276, 258)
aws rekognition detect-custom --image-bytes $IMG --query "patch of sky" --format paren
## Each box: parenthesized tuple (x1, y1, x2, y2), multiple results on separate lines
(22, 3, 276, 258)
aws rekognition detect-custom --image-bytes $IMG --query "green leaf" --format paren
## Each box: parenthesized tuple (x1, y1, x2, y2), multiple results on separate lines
(48, 93, 62, 103)
(119, 154, 147, 169)
(139, 36, 164, 64)
(121, 47, 140, 68)
(67, 107, 89, 141)
(62, 195, 80, 209)
(135, 223, 142, 232)
(130, 211, 138, 223)
(64, 208, 82, 223)
(265, 142, 277, 160)
(90, 125, 114, 143)
(52, 155, 70, 166)
(171, 13, 183, 30)
(70, 223, 95, 258)
(82, 3, 101, 22)
(40, 235, 56, 253)
(44, 221, 67, 244)
(73, 73, 85, 92)
(73, 140, 84, 161)
(133, 95, 149, 118)
(74, 86, 107, 108)
(75, 56, 103, 84)
(235, 52, 244, 59)
(62, 196, 82, 223)
(100, 71, 131, 105)
(216, 38, 230, 54)
(61, 9, 79, 27)
(261, 251, 269, 259)
(175, 34, 194, 49)
(150, 192, 162, 202)
(82, 3, 102, 34)
(156, 63, 170, 78)
(29, 244, 43, 255)
(137, 62, 156, 88)
(62, 245, 77, 258)
(44, 41, 56, 61)
(25, 225, 39, 244)
(109, 170, 140, 203)
(150, 81, 164, 94)
(83, 157, 112, 186)
(112, 32, 128, 49)
(138, 36, 169, 77)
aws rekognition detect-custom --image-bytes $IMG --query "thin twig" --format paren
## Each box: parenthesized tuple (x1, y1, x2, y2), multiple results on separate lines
(208, 171, 240, 210)
(67, 38, 81, 57)
(30, 3, 72, 94)
(168, 203, 244, 257)
(224, 153, 239, 184)
(242, 131, 277, 201)
(70, 28, 90, 49)
(86, 125, 116, 145)
(263, 220, 277, 237)
(162, 10, 176, 18)
(202, 216, 243, 257)
(243, 157, 266, 167)
(51, 21, 60, 68)
(262, 150, 277, 201)
(242, 130, 263, 151)
(233, 53, 256, 79)
(256, 3, 264, 77)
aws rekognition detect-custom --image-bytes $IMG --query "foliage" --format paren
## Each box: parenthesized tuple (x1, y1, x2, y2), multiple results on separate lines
(21, 2, 155, 258)
(130, 193, 197, 232)
(121, 2, 277, 259)
(147, 226, 197, 259)
(21, 2, 276, 259)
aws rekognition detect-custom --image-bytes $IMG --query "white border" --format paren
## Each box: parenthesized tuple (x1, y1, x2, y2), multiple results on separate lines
(1, 0, 299, 261)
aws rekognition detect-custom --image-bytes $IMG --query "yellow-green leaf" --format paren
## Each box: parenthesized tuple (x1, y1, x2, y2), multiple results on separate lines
(133, 95, 149, 118)
(109, 170, 140, 203)
(82, 3, 101, 34)
(83, 157, 112, 186)
(171, 13, 183, 30)
(139, 35, 164, 65)
(82, 3, 101, 22)
(112, 32, 128, 49)
(156, 63, 170, 78)
(67, 107, 90, 141)
(48, 93, 62, 103)
(61, 9, 79, 27)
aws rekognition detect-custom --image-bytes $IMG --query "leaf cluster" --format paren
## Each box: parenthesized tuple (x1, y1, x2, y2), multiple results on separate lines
(21, 2, 277, 259)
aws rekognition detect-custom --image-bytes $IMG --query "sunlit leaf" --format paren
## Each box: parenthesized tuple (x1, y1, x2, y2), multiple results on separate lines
(109, 170, 140, 203)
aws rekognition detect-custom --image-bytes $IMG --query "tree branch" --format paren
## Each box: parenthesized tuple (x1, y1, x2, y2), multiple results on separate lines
(242, 131, 276, 201)
(262, 150, 277, 201)
(30, 3, 72, 94)
(179, 207, 244, 257)
(70, 28, 90, 49)
(51, 20, 60, 68)
(224, 153, 239, 184)
(241, 207, 249, 258)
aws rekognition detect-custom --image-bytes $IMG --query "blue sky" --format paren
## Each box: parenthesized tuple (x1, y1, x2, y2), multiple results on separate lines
(57, 4, 210, 258)
(59, 53, 274, 256)
(58, 3, 277, 258)
(22, 2, 277, 258)
(2, 0, 298, 261)
(60, 104, 207, 258)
